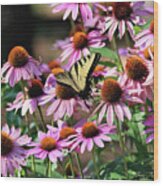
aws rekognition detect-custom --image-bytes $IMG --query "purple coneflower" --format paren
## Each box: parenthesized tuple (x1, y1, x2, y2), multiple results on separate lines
(135, 20, 154, 50)
(101, 2, 153, 41)
(7, 79, 45, 116)
(47, 60, 65, 76)
(47, 120, 80, 152)
(39, 74, 89, 121)
(97, 76, 143, 126)
(125, 55, 153, 101)
(51, 3, 93, 21)
(1, 46, 42, 87)
(126, 45, 154, 62)
(67, 121, 116, 154)
(28, 130, 63, 163)
(60, 29, 105, 69)
(1, 124, 31, 176)
(47, 120, 77, 141)
(143, 114, 154, 143)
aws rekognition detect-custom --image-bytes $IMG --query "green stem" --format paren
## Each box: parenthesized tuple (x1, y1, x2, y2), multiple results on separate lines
(33, 112, 40, 131)
(37, 106, 46, 131)
(75, 153, 84, 179)
(92, 148, 100, 179)
(31, 156, 36, 173)
(25, 113, 31, 135)
(68, 153, 75, 178)
(144, 103, 148, 116)
(124, 32, 131, 47)
(46, 159, 51, 177)
(132, 107, 147, 153)
(116, 118, 128, 178)
(58, 160, 67, 178)
(20, 81, 26, 98)
(111, 36, 124, 72)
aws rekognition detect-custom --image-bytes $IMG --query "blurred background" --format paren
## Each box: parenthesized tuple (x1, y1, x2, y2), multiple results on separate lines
(1, 2, 153, 65)
(1, 4, 71, 65)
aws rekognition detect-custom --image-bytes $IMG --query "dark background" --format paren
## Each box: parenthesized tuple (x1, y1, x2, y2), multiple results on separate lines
(1, 4, 71, 65)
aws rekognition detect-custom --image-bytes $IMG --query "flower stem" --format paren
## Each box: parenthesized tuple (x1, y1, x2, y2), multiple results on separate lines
(92, 148, 100, 179)
(31, 156, 36, 173)
(116, 118, 129, 178)
(25, 113, 31, 135)
(144, 103, 148, 116)
(75, 153, 84, 179)
(37, 105, 46, 131)
(46, 159, 51, 177)
(68, 153, 75, 178)
(20, 81, 26, 98)
(33, 112, 40, 131)
(58, 160, 67, 178)
(111, 36, 124, 72)
(124, 32, 131, 47)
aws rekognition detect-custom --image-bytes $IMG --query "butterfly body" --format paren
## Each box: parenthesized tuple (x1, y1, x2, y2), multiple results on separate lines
(55, 53, 101, 99)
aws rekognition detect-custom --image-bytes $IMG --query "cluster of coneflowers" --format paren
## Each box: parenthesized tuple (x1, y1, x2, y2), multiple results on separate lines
(1, 2, 154, 178)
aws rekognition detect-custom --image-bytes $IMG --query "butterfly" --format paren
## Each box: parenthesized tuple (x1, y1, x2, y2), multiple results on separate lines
(55, 53, 101, 99)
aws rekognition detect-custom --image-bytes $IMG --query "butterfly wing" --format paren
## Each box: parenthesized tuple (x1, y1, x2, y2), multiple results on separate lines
(71, 53, 101, 92)
(55, 71, 80, 92)
(56, 53, 101, 94)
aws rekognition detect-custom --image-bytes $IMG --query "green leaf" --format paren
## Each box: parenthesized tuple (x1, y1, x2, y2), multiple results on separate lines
(90, 47, 119, 61)
(99, 61, 116, 68)
(134, 26, 142, 35)
(110, 172, 125, 179)
(99, 153, 154, 180)
(133, 19, 152, 34)
(26, 158, 63, 178)
(126, 110, 147, 154)
(141, 19, 152, 30)
(6, 111, 23, 128)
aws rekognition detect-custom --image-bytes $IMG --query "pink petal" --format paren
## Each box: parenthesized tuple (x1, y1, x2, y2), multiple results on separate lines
(81, 140, 87, 154)
(114, 104, 124, 122)
(94, 137, 104, 148)
(87, 138, 94, 151)
(106, 105, 114, 126)
(120, 103, 131, 120)
(119, 20, 125, 39)
(46, 99, 61, 116)
(108, 21, 118, 41)
(98, 104, 107, 123)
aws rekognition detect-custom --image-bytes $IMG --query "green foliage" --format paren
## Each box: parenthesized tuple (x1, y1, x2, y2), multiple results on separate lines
(1, 83, 21, 107)
(26, 158, 63, 178)
(126, 108, 147, 154)
(134, 19, 152, 34)
(6, 111, 23, 128)
(99, 153, 154, 180)
(90, 47, 119, 62)
(99, 61, 116, 68)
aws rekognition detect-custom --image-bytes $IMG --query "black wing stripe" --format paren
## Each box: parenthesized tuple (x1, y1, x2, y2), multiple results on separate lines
(56, 53, 101, 96)
(74, 62, 79, 77)
(87, 53, 100, 78)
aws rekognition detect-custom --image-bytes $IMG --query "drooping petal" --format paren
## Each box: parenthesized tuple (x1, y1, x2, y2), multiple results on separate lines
(106, 105, 114, 126)
(87, 138, 94, 151)
(114, 104, 124, 122)
(120, 103, 131, 120)
(94, 137, 104, 148)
